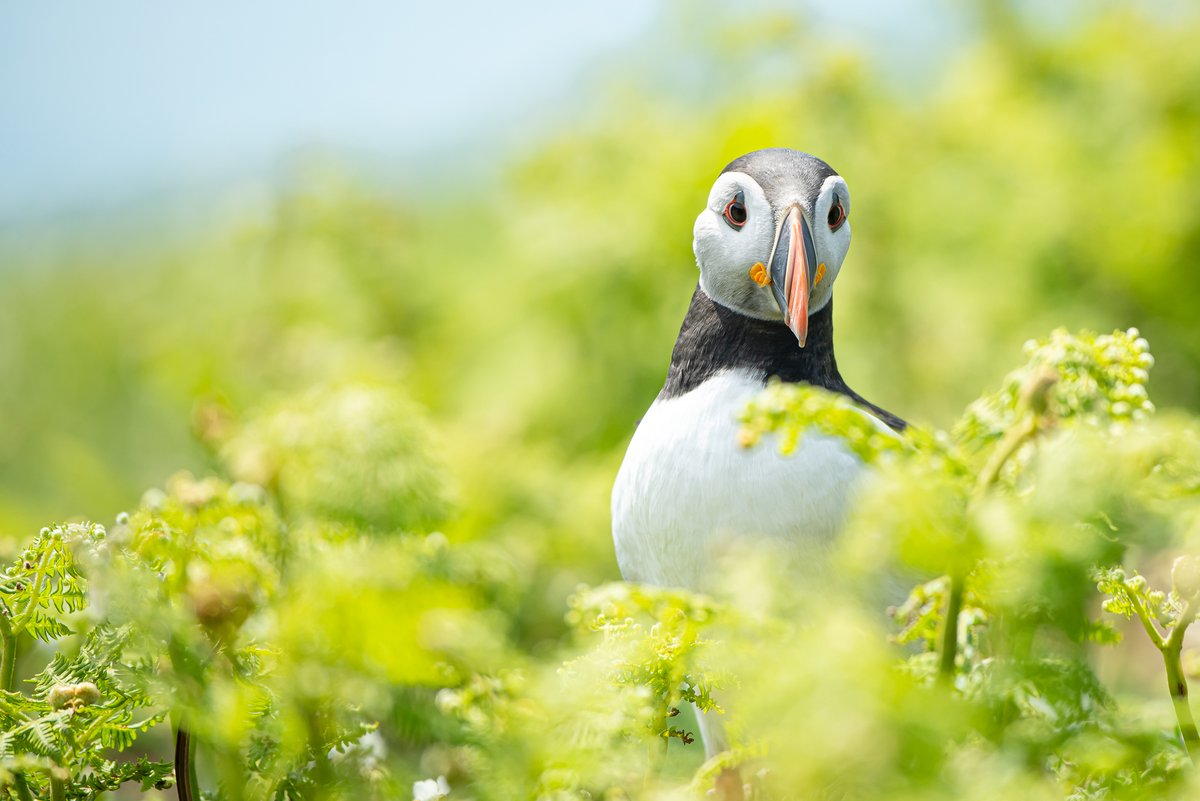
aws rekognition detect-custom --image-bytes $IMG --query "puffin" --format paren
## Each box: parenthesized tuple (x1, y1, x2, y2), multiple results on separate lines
(610, 148, 906, 761)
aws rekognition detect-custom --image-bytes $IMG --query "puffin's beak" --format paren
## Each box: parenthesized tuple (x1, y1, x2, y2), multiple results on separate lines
(768, 205, 818, 347)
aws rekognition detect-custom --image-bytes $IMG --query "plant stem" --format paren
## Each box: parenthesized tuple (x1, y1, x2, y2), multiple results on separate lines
(48, 772, 66, 801)
(1161, 600, 1199, 759)
(1124, 586, 1166, 650)
(174, 721, 200, 801)
(1120, 584, 1200, 759)
(14, 544, 53, 631)
(938, 574, 965, 683)
(303, 707, 335, 797)
(0, 611, 15, 692)
(938, 413, 1041, 682)
(975, 414, 1039, 497)
(11, 773, 34, 801)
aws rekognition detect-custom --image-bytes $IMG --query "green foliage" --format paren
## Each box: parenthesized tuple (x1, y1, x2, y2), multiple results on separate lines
(1, 524, 100, 644)
(1097, 567, 1178, 634)
(0, 463, 511, 799)
(2, 331, 1200, 797)
(0, 526, 172, 799)
(218, 380, 452, 532)
(722, 327, 1200, 799)
(6, 248, 1200, 792)
(738, 380, 910, 461)
(567, 583, 727, 739)
(957, 327, 1156, 451)
(3, 3, 1200, 799)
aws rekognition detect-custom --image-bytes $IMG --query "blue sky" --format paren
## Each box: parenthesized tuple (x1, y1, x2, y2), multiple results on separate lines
(0, 2, 972, 228)
(0, 2, 662, 225)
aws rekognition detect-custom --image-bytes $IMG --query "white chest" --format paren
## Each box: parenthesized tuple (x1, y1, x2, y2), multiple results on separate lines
(611, 370, 865, 591)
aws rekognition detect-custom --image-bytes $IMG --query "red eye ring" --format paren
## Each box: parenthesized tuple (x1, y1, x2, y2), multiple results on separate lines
(827, 197, 847, 231)
(723, 191, 748, 229)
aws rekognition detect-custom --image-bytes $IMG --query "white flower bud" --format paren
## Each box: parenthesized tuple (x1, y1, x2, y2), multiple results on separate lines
(1173, 556, 1200, 600)
(413, 776, 450, 801)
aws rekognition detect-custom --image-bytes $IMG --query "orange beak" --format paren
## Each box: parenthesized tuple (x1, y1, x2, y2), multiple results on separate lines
(768, 205, 817, 347)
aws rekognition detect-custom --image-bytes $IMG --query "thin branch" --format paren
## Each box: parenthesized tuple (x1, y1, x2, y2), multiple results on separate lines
(175, 723, 199, 801)
(938, 575, 965, 682)
(48, 770, 66, 801)
(13, 545, 53, 631)
(975, 413, 1039, 497)
(0, 610, 15, 693)
(1161, 600, 1199, 759)
(11, 772, 35, 801)
(1122, 586, 1167, 650)
(939, 413, 1041, 682)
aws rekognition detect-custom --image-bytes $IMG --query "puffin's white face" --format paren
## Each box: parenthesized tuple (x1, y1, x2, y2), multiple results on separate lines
(693, 170, 852, 346)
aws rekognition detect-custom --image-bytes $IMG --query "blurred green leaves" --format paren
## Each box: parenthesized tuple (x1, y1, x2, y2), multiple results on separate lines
(1, 2, 1200, 799)
(2, 332, 1200, 797)
(218, 380, 452, 532)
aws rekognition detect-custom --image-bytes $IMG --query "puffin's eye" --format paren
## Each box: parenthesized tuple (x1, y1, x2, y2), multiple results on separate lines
(827, 197, 847, 231)
(723, 192, 748, 229)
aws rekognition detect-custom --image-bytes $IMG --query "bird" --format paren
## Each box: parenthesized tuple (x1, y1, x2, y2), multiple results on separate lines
(610, 148, 906, 765)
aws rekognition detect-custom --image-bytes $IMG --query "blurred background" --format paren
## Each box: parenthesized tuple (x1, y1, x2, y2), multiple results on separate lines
(2, 0, 1199, 623)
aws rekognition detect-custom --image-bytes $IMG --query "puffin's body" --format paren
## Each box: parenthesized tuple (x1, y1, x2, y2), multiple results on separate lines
(610, 149, 904, 757)
(612, 289, 901, 590)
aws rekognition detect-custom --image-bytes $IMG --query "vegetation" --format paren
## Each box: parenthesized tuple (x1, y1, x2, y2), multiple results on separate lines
(2, 2, 1200, 799)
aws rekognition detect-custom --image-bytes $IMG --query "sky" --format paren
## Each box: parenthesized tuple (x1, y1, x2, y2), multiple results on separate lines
(0, 1, 663, 226)
(0, 2, 968, 231)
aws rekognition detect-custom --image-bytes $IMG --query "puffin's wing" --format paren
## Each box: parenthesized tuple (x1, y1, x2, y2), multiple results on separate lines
(842, 388, 907, 432)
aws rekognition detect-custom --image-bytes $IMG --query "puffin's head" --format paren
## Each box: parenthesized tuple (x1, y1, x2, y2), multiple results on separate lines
(693, 148, 851, 347)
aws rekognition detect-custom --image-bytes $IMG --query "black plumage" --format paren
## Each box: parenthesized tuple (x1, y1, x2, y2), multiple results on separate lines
(659, 285, 906, 432)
